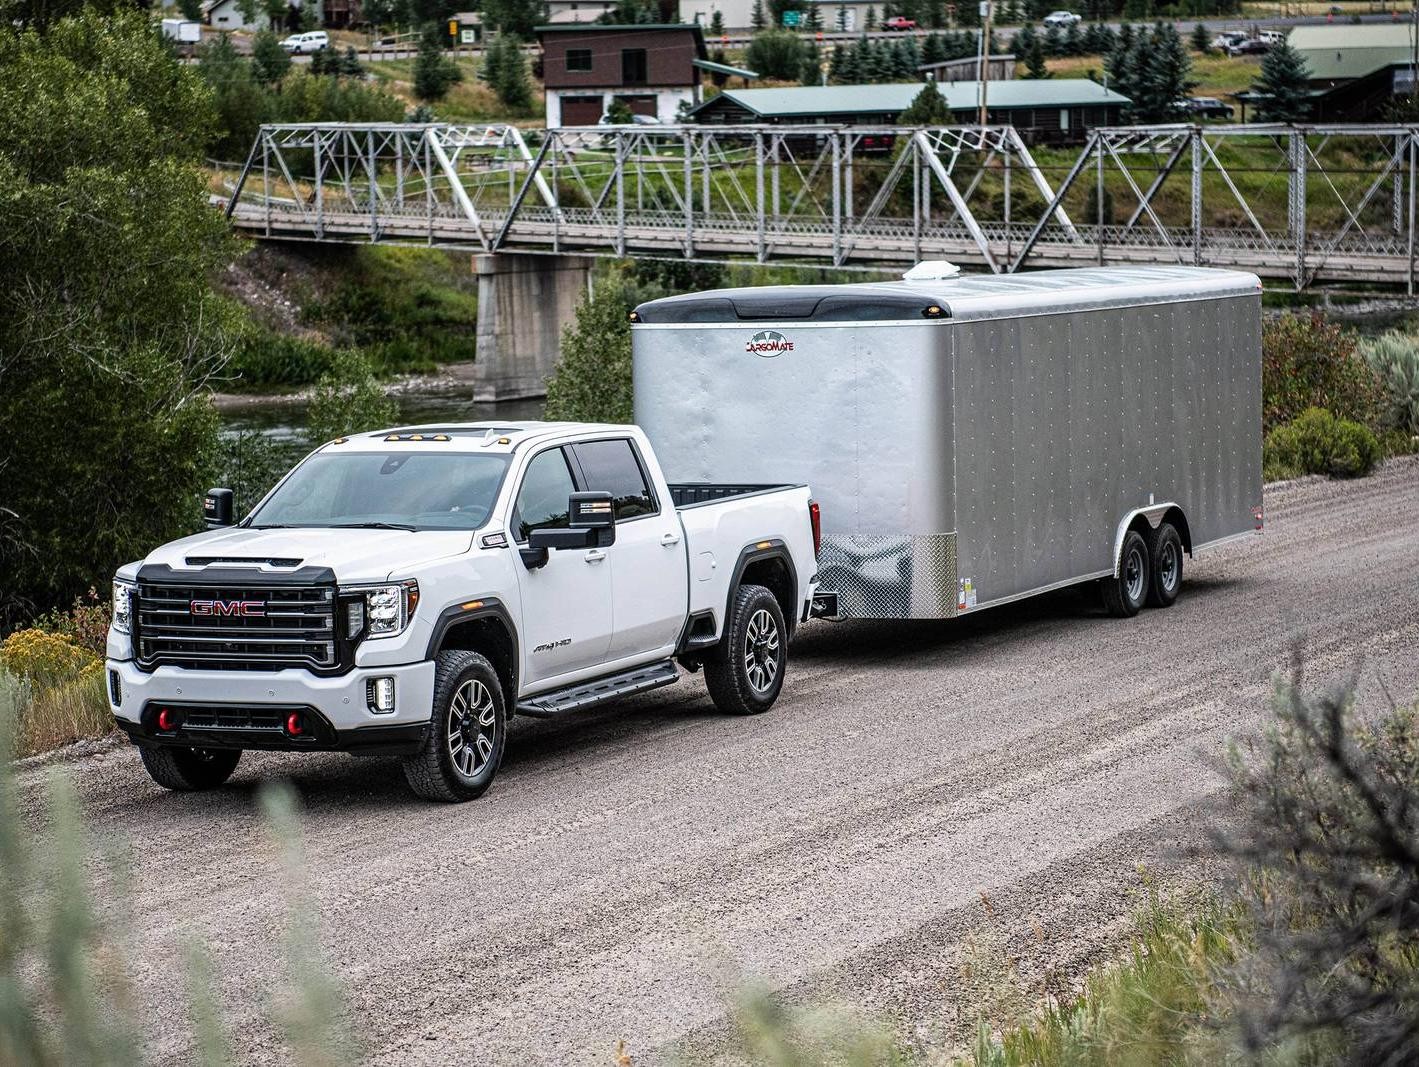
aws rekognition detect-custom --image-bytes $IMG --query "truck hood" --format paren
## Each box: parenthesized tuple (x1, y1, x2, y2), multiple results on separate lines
(138, 526, 477, 584)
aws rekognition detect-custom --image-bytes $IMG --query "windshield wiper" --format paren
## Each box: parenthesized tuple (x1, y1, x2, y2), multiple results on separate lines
(331, 521, 418, 531)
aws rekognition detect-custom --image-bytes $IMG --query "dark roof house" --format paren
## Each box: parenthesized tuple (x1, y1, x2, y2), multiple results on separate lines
(538, 23, 707, 126)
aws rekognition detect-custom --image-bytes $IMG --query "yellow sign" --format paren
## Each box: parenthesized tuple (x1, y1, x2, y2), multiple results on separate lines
(448, 19, 457, 37)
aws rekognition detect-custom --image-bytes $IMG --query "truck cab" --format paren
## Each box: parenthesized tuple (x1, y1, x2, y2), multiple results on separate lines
(107, 423, 819, 802)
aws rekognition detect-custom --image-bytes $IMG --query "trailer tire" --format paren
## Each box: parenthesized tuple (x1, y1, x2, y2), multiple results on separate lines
(1145, 522, 1184, 608)
(139, 745, 241, 792)
(402, 650, 506, 803)
(705, 583, 786, 715)
(1101, 529, 1150, 618)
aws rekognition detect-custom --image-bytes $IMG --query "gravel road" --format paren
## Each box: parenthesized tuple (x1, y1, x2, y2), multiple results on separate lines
(15, 457, 1419, 1065)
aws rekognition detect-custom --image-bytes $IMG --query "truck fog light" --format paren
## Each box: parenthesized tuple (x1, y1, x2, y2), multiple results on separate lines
(367, 677, 396, 714)
(108, 669, 122, 707)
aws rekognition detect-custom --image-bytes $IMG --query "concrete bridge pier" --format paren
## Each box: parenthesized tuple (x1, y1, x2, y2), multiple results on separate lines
(472, 253, 594, 402)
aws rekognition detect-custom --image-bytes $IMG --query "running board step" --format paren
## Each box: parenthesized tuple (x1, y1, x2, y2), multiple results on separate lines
(515, 660, 679, 719)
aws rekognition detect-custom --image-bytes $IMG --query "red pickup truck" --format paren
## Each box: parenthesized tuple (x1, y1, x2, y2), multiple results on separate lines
(883, 15, 916, 29)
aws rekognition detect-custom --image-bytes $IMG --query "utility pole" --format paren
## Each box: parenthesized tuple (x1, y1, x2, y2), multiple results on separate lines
(1411, 0, 1417, 101)
(977, 0, 993, 127)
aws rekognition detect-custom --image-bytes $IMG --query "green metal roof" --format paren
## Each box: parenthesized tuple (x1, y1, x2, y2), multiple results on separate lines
(696, 79, 1129, 118)
(693, 57, 759, 79)
(1288, 23, 1416, 80)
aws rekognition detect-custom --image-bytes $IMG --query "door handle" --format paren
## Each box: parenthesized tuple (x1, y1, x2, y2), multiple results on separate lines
(660, 533, 681, 546)
(584, 549, 607, 563)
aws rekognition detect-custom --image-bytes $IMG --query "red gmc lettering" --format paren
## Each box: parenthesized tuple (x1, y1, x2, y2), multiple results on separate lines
(190, 600, 266, 617)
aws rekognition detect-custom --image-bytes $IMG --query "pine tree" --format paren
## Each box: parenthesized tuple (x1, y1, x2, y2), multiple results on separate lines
(415, 24, 461, 102)
(1063, 20, 1081, 55)
(751, 0, 766, 31)
(1190, 21, 1210, 54)
(806, 2, 822, 31)
(1133, 23, 1193, 121)
(1023, 33, 1049, 78)
(921, 30, 946, 64)
(1253, 41, 1311, 123)
(250, 29, 290, 84)
(865, 4, 877, 30)
(800, 40, 822, 83)
(899, 81, 950, 123)
(1042, 22, 1062, 56)
(709, 9, 725, 37)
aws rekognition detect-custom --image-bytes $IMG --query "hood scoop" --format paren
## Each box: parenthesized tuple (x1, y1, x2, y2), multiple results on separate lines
(185, 556, 304, 568)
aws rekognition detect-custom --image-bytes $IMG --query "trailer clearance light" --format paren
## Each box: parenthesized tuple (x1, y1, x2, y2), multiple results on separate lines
(367, 677, 396, 714)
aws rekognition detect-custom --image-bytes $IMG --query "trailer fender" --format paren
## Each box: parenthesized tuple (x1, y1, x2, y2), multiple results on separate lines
(1111, 503, 1182, 578)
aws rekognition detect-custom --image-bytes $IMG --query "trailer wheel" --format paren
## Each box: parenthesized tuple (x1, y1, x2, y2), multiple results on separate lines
(705, 583, 786, 715)
(1145, 523, 1184, 608)
(139, 745, 241, 792)
(1101, 529, 1150, 618)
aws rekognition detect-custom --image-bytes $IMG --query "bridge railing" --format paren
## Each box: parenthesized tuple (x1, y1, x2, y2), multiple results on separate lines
(222, 122, 1419, 289)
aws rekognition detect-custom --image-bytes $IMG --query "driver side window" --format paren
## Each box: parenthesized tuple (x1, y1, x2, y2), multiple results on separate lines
(512, 448, 576, 543)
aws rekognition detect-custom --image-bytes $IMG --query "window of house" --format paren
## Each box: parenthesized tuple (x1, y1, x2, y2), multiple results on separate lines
(566, 48, 592, 71)
(621, 48, 648, 85)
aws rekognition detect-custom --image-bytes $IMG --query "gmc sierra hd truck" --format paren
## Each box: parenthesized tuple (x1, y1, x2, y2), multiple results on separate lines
(105, 423, 820, 802)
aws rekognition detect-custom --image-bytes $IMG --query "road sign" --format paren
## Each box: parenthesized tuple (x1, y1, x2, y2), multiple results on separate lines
(782, 10, 802, 26)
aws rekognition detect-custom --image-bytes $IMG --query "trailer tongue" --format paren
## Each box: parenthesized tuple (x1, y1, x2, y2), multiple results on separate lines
(631, 264, 1263, 621)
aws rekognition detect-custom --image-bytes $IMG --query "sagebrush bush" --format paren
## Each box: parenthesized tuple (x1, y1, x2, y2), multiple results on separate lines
(1261, 314, 1382, 432)
(1360, 330, 1419, 436)
(1263, 407, 1380, 480)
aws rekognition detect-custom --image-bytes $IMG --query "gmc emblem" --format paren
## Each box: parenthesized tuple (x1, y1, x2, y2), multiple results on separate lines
(190, 599, 266, 617)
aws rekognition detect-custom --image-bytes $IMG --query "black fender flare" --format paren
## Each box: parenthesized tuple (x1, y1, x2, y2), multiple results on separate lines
(424, 597, 520, 699)
(727, 539, 797, 636)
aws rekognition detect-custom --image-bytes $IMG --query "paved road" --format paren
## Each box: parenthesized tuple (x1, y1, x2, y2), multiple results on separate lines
(16, 456, 1419, 1064)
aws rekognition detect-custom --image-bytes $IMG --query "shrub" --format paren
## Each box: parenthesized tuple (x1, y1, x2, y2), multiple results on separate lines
(1359, 330, 1419, 437)
(0, 629, 98, 689)
(305, 349, 397, 443)
(1263, 407, 1381, 480)
(414, 25, 462, 103)
(1215, 665, 1419, 1062)
(230, 331, 335, 387)
(1261, 313, 1382, 432)
(214, 429, 298, 514)
(33, 589, 111, 658)
(544, 278, 636, 423)
(745, 30, 807, 81)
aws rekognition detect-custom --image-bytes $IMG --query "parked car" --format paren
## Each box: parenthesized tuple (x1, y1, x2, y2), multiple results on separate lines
(107, 424, 819, 801)
(1175, 96, 1235, 119)
(1258, 30, 1286, 45)
(280, 30, 329, 54)
(1210, 30, 1246, 50)
(1042, 10, 1082, 27)
(883, 15, 917, 29)
(1228, 37, 1271, 55)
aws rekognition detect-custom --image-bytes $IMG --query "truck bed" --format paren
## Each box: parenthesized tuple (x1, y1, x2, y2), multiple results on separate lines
(668, 483, 801, 508)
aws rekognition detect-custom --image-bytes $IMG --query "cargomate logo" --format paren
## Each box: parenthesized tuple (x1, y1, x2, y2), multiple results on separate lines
(746, 330, 794, 356)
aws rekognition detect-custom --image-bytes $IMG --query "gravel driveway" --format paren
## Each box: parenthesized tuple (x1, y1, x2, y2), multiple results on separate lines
(15, 456, 1419, 1064)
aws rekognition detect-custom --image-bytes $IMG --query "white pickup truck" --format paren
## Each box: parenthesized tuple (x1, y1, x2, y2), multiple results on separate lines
(105, 423, 820, 802)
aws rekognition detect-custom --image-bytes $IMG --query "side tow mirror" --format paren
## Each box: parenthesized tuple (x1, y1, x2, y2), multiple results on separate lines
(204, 488, 235, 529)
(519, 492, 617, 571)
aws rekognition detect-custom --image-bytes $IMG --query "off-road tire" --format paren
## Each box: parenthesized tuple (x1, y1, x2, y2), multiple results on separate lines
(705, 583, 787, 716)
(139, 746, 241, 791)
(1101, 529, 1150, 618)
(403, 650, 507, 802)
(1145, 522, 1184, 608)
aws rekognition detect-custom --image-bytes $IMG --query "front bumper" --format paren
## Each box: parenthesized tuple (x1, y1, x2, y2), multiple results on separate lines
(105, 658, 436, 754)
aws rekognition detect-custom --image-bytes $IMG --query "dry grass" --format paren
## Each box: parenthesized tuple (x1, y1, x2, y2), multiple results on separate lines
(1043, 52, 1264, 99)
(365, 57, 544, 123)
(0, 668, 113, 759)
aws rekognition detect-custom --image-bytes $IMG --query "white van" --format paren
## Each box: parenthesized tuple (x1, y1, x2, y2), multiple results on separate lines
(280, 30, 329, 54)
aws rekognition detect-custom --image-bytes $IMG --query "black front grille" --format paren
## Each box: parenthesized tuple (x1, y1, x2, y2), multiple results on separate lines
(135, 581, 338, 671)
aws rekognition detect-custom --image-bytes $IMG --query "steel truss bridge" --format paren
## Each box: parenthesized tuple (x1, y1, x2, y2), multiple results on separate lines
(221, 121, 1419, 290)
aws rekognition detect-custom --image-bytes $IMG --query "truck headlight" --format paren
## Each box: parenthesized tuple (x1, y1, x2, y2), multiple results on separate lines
(344, 580, 419, 639)
(112, 579, 134, 634)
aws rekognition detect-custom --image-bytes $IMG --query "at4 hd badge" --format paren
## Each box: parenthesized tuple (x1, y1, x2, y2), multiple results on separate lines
(746, 330, 794, 356)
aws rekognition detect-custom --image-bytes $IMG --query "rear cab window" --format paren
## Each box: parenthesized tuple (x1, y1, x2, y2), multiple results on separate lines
(570, 439, 657, 521)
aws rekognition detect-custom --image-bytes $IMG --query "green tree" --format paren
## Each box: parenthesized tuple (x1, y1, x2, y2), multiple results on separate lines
(1190, 21, 1210, 53)
(479, 0, 543, 36)
(709, 8, 725, 36)
(339, 45, 363, 76)
(237, 0, 264, 27)
(251, 29, 291, 84)
(799, 40, 823, 84)
(482, 32, 530, 109)
(1132, 23, 1193, 122)
(1253, 41, 1311, 123)
(604, 96, 634, 123)
(745, 29, 806, 79)
(1022, 33, 1049, 78)
(0, 12, 239, 625)
(414, 23, 462, 102)
(306, 350, 397, 443)
(544, 281, 637, 423)
(898, 81, 949, 123)
(178, 0, 203, 19)
(751, 0, 766, 30)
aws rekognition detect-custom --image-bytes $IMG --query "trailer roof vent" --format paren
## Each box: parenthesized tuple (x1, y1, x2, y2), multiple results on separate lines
(903, 260, 962, 283)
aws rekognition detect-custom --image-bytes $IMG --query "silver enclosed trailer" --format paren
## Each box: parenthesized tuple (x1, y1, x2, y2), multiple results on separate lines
(631, 264, 1264, 620)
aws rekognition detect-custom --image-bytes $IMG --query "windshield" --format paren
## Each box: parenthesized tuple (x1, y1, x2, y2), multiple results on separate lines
(248, 451, 510, 531)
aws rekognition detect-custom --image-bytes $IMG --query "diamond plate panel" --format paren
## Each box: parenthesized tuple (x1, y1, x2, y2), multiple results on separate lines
(817, 533, 958, 619)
